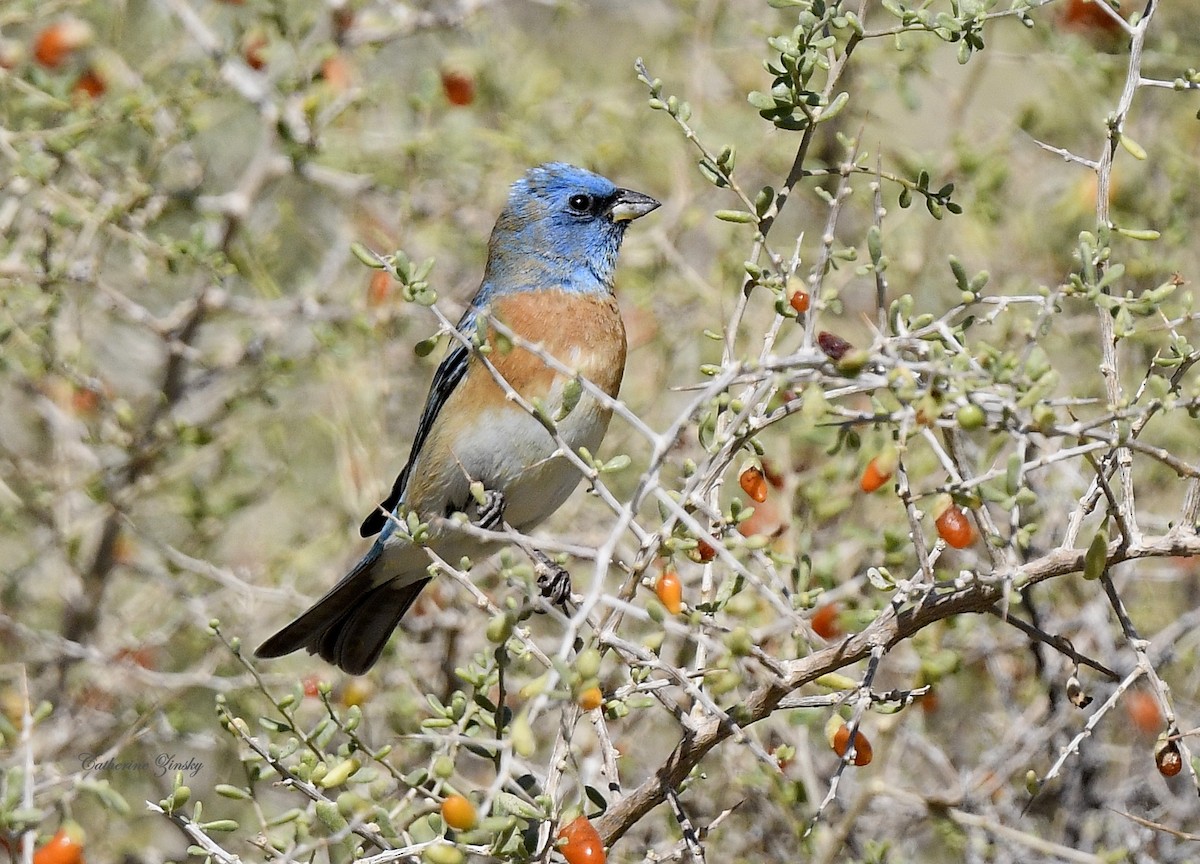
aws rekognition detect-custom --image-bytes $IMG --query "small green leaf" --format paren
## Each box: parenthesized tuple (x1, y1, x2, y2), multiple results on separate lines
(714, 209, 757, 224)
(350, 241, 382, 267)
(817, 92, 850, 123)
(600, 454, 632, 473)
(1083, 529, 1108, 580)
(867, 226, 882, 266)
(1118, 133, 1147, 160)
(199, 820, 240, 832)
(555, 377, 583, 421)
(414, 335, 440, 357)
(949, 256, 969, 291)
(1115, 227, 1160, 241)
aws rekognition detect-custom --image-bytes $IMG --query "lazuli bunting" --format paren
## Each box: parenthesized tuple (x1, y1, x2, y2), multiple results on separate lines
(256, 163, 659, 674)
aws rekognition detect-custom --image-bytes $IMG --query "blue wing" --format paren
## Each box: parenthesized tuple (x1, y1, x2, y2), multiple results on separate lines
(359, 315, 476, 537)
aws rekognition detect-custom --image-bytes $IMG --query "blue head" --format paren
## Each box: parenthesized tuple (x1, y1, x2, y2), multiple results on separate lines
(478, 163, 659, 301)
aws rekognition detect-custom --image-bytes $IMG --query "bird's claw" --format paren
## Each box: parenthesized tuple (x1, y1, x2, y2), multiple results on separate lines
(535, 554, 573, 607)
(472, 488, 506, 531)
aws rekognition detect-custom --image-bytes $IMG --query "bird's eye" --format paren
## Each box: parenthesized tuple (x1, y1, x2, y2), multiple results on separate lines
(568, 194, 593, 213)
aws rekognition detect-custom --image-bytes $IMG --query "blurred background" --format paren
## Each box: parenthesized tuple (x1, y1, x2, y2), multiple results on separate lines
(2, 0, 1199, 860)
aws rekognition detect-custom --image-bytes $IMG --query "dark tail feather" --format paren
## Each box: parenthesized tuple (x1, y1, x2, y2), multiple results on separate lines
(255, 546, 430, 675)
(320, 577, 430, 674)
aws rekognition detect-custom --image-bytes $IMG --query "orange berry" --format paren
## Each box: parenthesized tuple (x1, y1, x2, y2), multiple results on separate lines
(72, 67, 106, 99)
(655, 570, 682, 615)
(337, 678, 375, 707)
(33, 19, 92, 69)
(33, 829, 84, 864)
(441, 68, 476, 106)
(859, 460, 889, 493)
(811, 604, 841, 639)
(1060, 0, 1124, 33)
(70, 385, 102, 415)
(830, 722, 873, 766)
(919, 688, 939, 714)
(367, 270, 392, 307)
(242, 33, 267, 70)
(441, 794, 478, 831)
(860, 446, 898, 493)
(933, 496, 974, 549)
(558, 815, 605, 864)
(320, 54, 352, 92)
(736, 495, 786, 539)
(114, 646, 156, 669)
(859, 460, 888, 493)
(739, 466, 768, 503)
(578, 686, 603, 711)
(1125, 690, 1162, 736)
(789, 289, 810, 314)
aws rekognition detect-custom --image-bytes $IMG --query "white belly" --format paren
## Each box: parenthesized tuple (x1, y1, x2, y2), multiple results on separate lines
(449, 391, 610, 529)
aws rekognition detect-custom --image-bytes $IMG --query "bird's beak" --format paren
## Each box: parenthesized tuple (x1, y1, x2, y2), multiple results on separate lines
(608, 189, 660, 223)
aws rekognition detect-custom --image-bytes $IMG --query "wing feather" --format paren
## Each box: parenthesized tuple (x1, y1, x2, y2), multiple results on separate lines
(359, 320, 474, 537)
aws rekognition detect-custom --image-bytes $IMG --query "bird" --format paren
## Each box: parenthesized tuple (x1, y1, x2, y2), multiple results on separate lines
(256, 163, 659, 675)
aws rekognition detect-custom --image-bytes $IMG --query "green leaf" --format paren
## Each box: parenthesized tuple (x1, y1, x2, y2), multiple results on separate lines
(714, 209, 757, 224)
(350, 241, 383, 267)
(817, 91, 849, 123)
(600, 454, 632, 473)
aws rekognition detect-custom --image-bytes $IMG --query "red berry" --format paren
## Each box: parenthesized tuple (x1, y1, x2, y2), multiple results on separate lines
(693, 537, 718, 563)
(1156, 738, 1183, 777)
(302, 674, 322, 698)
(760, 458, 785, 489)
(33, 829, 84, 864)
(73, 67, 106, 99)
(1060, 0, 1124, 33)
(367, 270, 393, 307)
(933, 496, 974, 549)
(919, 688, 939, 714)
(1125, 690, 1162, 736)
(558, 816, 605, 864)
(830, 723, 873, 766)
(811, 604, 842, 639)
(441, 69, 476, 106)
(739, 466, 768, 503)
(242, 33, 267, 70)
(817, 331, 852, 361)
(789, 289, 810, 314)
(70, 384, 103, 415)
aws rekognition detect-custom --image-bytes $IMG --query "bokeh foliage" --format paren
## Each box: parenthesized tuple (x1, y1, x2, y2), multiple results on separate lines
(2, 0, 1200, 861)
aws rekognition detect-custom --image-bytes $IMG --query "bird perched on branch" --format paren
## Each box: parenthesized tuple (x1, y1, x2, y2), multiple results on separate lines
(256, 163, 659, 674)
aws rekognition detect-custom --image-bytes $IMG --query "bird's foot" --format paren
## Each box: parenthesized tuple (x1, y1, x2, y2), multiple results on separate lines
(534, 551, 573, 607)
(471, 488, 506, 531)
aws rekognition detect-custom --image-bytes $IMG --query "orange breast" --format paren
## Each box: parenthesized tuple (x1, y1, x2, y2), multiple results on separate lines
(482, 290, 627, 402)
